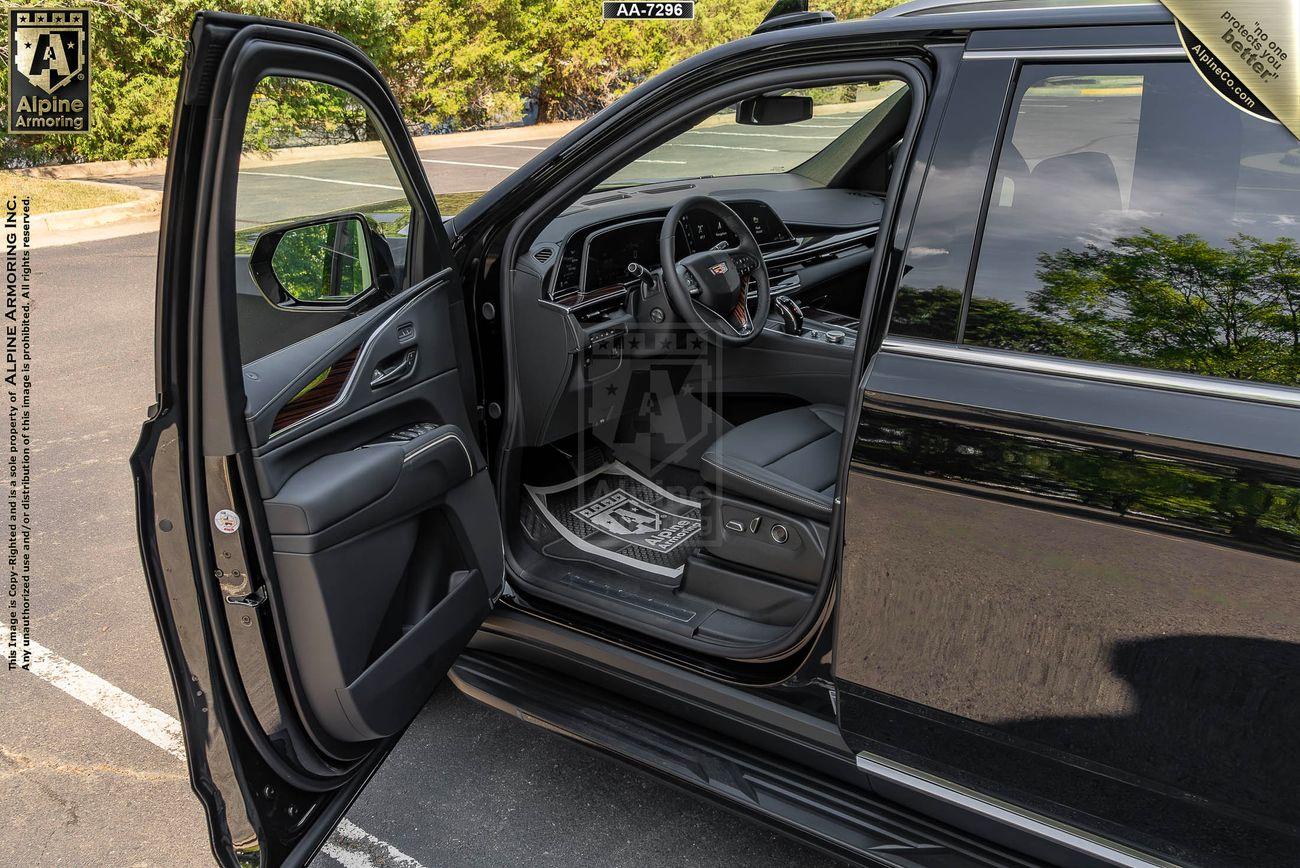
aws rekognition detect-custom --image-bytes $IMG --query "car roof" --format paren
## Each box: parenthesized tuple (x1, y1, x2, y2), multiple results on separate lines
(741, 0, 1174, 46)
(871, 0, 1161, 19)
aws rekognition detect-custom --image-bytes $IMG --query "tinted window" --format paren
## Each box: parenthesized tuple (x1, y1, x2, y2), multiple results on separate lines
(887, 61, 1011, 342)
(967, 63, 1300, 388)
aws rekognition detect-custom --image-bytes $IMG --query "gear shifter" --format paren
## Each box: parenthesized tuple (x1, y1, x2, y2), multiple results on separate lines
(773, 295, 804, 336)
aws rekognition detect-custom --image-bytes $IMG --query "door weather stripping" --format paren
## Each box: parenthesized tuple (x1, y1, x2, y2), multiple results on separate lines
(855, 752, 1176, 868)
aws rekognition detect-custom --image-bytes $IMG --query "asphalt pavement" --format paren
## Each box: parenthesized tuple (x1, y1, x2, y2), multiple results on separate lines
(0, 227, 846, 866)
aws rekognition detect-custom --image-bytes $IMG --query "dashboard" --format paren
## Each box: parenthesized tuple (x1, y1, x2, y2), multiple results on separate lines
(511, 176, 884, 448)
(550, 200, 795, 304)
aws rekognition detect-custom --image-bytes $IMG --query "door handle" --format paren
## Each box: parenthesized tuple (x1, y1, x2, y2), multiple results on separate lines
(370, 348, 417, 388)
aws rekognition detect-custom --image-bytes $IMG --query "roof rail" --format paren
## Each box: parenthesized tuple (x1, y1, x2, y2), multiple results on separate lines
(872, 0, 1158, 19)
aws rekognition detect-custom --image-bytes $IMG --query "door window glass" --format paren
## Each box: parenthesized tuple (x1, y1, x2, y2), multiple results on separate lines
(967, 63, 1300, 388)
(234, 77, 416, 363)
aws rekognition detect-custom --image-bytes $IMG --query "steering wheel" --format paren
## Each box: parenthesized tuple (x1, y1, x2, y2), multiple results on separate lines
(659, 196, 771, 348)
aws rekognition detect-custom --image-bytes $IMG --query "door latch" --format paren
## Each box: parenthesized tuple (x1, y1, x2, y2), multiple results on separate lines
(225, 586, 267, 608)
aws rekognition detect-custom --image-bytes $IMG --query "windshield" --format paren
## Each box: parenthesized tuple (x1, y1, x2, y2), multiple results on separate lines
(601, 80, 907, 188)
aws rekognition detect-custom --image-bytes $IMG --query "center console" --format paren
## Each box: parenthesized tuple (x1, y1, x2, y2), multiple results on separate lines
(763, 294, 858, 350)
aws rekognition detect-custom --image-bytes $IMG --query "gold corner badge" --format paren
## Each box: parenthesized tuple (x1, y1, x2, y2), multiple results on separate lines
(1163, 0, 1296, 137)
(7, 7, 91, 134)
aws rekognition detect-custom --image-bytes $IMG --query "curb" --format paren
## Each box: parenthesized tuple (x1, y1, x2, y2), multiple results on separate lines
(24, 118, 587, 181)
(31, 182, 161, 235)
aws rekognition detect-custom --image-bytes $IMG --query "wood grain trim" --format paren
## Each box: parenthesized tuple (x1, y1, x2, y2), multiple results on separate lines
(271, 347, 360, 435)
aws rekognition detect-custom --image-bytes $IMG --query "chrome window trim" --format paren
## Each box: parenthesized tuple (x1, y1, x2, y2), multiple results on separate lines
(963, 46, 1186, 60)
(856, 752, 1176, 868)
(880, 337, 1300, 409)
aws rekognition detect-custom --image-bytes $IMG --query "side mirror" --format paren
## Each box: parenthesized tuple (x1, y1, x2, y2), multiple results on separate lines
(735, 94, 814, 126)
(249, 214, 383, 307)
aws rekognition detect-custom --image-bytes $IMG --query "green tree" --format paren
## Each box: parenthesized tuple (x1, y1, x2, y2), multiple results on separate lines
(0, 0, 909, 166)
(1, 0, 402, 166)
(390, 0, 536, 129)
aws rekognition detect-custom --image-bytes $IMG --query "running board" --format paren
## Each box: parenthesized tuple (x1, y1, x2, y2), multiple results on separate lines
(450, 651, 1043, 868)
(856, 754, 1173, 868)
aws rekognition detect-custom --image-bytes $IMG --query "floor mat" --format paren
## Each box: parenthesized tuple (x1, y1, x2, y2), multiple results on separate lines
(524, 462, 701, 581)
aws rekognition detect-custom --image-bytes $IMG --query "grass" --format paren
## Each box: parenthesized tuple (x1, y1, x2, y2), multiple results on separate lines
(437, 190, 486, 216)
(0, 171, 138, 215)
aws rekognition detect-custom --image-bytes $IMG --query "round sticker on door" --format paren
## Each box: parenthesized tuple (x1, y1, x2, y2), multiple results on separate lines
(213, 509, 241, 534)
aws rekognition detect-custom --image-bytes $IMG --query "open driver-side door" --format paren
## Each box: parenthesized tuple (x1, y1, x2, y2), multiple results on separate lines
(132, 13, 503, 866)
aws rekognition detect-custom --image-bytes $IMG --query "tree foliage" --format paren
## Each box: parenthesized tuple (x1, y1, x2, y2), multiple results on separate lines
(0, 0, 905, 166)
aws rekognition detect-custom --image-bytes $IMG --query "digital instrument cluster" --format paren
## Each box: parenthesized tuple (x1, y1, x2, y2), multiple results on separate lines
(550, 201, 793, 301)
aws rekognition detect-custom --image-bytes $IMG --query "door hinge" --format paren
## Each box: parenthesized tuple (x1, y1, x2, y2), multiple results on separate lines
(225, 586, 267, 608)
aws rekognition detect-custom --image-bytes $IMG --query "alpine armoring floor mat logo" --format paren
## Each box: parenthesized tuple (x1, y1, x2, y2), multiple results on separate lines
(572, 488, 699, 554)
(523, 461, 702, 580)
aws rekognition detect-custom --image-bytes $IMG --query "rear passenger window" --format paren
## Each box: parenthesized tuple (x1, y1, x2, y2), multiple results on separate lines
(967, 63, 1300, 388)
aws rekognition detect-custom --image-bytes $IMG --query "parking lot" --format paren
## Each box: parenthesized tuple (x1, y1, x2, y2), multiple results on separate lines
(0, 118, 852, 866)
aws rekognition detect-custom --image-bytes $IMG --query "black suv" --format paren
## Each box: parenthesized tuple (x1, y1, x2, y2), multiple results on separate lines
(134, 2, 1300, 865)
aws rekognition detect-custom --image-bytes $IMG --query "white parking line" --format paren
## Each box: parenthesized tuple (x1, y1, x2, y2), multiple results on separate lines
(687, 130, 835, 140)
(420, 158, 519, 171)
(633, 159, 687, 165)
(2, 628, 425, 868)
(481, 143, 547, 150)
(324, 819, 426, 867)
(662, 142, 779, 153)
(7, 628, 185, 758)
(241, 171, 404, 191)
(358, 154, 521, 171)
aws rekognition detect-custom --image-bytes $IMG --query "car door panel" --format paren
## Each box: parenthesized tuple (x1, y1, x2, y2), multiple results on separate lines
(837, 341, 1300, 866)
(225, 132, 499, 747)
(246, 272, 471, 487)
(133, 12, 501, 864)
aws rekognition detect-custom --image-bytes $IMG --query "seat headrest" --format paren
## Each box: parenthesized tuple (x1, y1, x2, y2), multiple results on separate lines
(1029, 152, 1122, 213)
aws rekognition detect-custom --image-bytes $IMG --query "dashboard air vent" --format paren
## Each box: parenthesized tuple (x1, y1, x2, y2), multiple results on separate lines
(582, 192, 631, 206)
(641, 183, 696, 195)
(534, 246, 555, 264)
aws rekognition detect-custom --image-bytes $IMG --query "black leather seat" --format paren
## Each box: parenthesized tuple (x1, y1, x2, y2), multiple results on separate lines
(700, 404, 844, 521)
